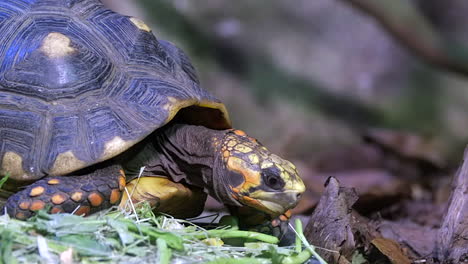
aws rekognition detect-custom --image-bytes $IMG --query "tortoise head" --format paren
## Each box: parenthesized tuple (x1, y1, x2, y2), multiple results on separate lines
(217, 129, 305, 217)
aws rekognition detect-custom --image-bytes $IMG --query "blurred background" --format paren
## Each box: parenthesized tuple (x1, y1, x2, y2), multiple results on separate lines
(101, 0, 468, 214)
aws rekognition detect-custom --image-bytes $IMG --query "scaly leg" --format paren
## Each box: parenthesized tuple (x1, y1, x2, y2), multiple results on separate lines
(5, 164, 125, 219)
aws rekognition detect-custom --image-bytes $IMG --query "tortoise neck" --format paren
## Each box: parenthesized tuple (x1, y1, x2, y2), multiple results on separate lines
(156, 124, 222, 188)
(122, 124, 227, 197)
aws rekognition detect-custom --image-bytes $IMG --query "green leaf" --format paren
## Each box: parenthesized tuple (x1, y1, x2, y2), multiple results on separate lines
(108, 219, 135, 245)
(0, 172, 9, 189)
(55, 234, 111, 256)
(0, 230, 17, 264)
(156, 238, 172, 264)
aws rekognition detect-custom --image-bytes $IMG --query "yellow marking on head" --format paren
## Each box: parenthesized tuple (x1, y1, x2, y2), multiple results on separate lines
(1, 151, 29, 180)
(50, 151, 86, 176)
(40, 32, 75, 58)
(227, 140, 237, 148)
(276, 164, 285, 172)
(280, 171, 291, 181)
(129, 17, 151, 32)
(227, 157, 260, 191)
(248, 154, 259, 164)
(261, 160, 273, 169)
(30, 186, 45, 197)
(234, 144, 252, 153)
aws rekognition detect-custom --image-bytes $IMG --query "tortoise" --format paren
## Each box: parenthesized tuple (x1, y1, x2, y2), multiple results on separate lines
(0, 0, 305, 231)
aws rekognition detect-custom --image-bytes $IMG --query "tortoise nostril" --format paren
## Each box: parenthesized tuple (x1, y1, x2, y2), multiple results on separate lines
(296, 193, 302, 199)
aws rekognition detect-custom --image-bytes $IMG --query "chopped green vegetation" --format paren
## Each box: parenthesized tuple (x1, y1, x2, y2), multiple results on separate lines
(0, 203, 324, 263)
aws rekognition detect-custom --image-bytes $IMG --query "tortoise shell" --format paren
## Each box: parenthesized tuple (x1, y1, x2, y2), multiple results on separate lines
(0, 0, 230, 181)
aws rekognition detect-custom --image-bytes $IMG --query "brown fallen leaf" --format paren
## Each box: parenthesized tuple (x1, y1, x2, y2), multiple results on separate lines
(371, 237, 411, 264)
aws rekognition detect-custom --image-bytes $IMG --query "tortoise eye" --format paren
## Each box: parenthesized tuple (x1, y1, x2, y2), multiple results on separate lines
(262, 169, 285, 190)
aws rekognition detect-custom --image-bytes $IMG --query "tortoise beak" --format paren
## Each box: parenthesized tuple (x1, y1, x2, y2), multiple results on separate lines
(248, 179, 306, 216)
(256, 190, 304, 216)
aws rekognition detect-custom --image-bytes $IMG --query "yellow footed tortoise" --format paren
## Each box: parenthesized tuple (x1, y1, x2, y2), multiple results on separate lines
(0, 0, 305, 233)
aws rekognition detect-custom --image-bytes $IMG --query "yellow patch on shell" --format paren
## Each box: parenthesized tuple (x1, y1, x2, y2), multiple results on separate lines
(248, 154, 260, 164)
(30, 186, 45, 197)
(129, 17, 151, 32)
(163, 97, 196, 123)
(1, 151, 28, 180)
(50, 151, 87, 176)
(100, 137, 136, 162)
(234, 144, 252, 153)
(40, 32, 75, 59)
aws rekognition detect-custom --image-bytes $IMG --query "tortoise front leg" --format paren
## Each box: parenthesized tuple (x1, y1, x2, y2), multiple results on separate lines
(119, 176, 207, 218)
(5, 164, 126, 219)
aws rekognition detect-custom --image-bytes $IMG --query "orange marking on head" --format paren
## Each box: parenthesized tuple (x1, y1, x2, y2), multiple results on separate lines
(110, 189, 121, 204)
(50, 207, 64, 214)
(71, 191, 83, 202)
(284, 210, 292, 218)
(15, 212, 27, 220)
(51, 193, 67, 205)
(29, 186, 45, 197)
(74, 206, 90, 216)
(47, 179, 60, 185)
(234, 130, 246, 136)
(248, 137, 257, 143)
(30, 200, 45, 211)
(227, 157, 261, 191)
(88, 192, 104, 207)
(19, 201, 31, 210)
(279, 215, 288, 222)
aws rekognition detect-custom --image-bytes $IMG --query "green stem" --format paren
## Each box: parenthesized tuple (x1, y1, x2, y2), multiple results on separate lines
(189, 230, 279, 244)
